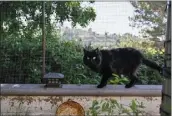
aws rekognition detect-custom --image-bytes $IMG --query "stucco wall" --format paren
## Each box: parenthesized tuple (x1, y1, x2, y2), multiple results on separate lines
(1, 96, 161, 116)
(1, 84, 162, 116)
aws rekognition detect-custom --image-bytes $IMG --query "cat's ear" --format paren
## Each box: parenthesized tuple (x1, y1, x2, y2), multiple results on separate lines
(83, 48, 87, 54)
(95, 48, 99, 53)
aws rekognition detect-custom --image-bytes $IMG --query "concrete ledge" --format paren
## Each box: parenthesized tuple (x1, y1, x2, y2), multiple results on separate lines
(1, 84, 162, 96)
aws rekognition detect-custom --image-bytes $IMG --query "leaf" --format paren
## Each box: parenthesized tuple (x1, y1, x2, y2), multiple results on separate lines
(92, 100, 98, 107)
(94, 106, 100, 110)
(122, 108, 132, 116)
(105, 102, 110, 110)
(121, 77, 129, 82)
(110, 99, 117, 104)
(102, 102, 107, 112)
(114, 100, 120, 108)
(130, 100, 137, 112)
(110, 79, 120, 84)
(112, 73, 119, 77)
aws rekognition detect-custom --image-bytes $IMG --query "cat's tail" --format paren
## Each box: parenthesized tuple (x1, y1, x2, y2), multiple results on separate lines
(142, 58, 162, 74)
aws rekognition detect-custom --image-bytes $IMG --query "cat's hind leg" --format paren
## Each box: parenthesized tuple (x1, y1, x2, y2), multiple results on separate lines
(125, 74, 138, 88)
(124, 64, 140, 88)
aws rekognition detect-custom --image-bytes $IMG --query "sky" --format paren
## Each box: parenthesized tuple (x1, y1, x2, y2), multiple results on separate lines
(62, 2, 141, 36)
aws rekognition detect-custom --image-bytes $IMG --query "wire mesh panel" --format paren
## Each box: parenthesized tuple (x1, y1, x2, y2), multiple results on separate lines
(160, 1, 171, 116)
(0, 1, 167, 87)
(0, 41, 42, 83)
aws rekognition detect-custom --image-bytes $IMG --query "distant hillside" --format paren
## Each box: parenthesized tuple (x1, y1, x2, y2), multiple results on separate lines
(60, 27, 119, 47)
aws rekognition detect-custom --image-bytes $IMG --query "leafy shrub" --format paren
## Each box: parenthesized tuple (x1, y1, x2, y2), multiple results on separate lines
(0, 32, 164, 85)
(87, 99, 146, 116)
(0, 33, 100, 84)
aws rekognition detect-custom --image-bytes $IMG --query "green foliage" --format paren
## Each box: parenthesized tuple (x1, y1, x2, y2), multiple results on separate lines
(1, 34, 42, 83)
(109, 74, 129, 85)
(87, 99, 146, 116)
(0, 1, 96, 37)
(0, 1, 97, 83)
(0, 29, 100, 83)
(129, 1, 167, 40)
(0, 31, 164, 84)
(0, 2, 164, 85)
(47, 38, 100, 84)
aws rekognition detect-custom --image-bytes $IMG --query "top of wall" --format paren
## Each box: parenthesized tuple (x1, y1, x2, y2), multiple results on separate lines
(1, 84, 162, 97)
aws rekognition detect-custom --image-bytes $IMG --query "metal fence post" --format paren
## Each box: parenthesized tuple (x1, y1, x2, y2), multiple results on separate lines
(160, 1, 171, 116)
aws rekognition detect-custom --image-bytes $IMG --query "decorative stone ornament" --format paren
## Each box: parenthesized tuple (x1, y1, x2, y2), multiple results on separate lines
(56, 99, 85, 116)
(44, 72, 64, 88)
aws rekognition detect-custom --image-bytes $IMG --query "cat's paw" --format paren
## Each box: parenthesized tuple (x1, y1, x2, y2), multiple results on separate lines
(97, 84, 106, 88)
(125, 78, 138, 88)
(125, 84, 133, 88)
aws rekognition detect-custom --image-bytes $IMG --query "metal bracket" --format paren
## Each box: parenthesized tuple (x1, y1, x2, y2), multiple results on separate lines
(162, 67, 171, 78)
(160, 107, 170, 116)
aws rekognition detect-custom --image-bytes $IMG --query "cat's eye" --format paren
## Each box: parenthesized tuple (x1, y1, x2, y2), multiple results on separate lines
(93, 57, 96, 60)
(87, 57, 90, 60)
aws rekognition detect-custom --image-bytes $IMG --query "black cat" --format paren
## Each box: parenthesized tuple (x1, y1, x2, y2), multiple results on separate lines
(83, 47, 162, 88)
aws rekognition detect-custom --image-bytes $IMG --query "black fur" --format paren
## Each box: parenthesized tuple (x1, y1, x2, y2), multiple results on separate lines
(83, 47, 162, 88)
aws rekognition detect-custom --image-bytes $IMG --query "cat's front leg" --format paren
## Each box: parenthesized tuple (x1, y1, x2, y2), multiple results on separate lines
(97, 73, 111, 88)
